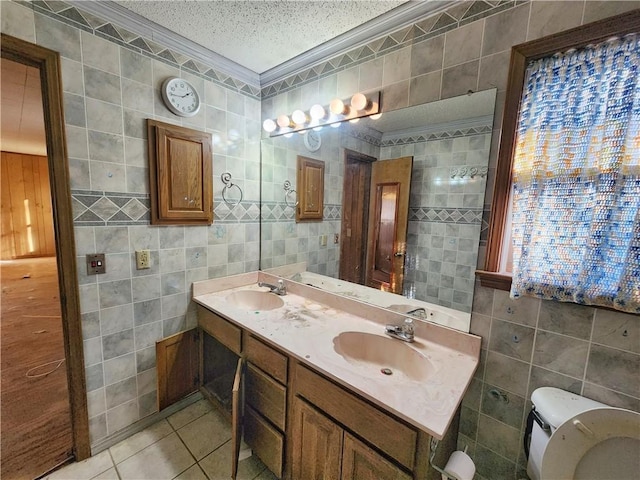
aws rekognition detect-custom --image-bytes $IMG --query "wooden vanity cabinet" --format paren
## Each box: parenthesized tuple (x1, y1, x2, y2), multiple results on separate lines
(243, 333, 288, 478)
(197, 305, 458, 480)
(291, 364, 421, 480)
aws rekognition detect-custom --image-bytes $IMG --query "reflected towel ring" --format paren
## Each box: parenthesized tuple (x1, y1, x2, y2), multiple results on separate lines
(283, 180, 298, 207)
(221, 172, 243, 207)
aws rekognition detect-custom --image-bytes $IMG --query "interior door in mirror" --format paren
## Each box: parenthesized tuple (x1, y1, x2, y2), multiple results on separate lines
(365, 156, 412, 294)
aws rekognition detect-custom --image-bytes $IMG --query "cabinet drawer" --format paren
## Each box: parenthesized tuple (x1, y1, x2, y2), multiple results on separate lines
(244, 405, 284, 478)
(198, 306, 241, 355)
(295, 364, 417, 470)
(245, 334, 288, 384)
(246, 363, 287, 431)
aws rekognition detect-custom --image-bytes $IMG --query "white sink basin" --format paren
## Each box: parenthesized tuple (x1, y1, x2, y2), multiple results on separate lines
(333, 331, 434, 382)
(225, 290, 284, 311)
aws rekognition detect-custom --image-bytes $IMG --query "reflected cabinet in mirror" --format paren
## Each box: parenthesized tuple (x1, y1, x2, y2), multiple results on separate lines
(260, 89, 497, 330)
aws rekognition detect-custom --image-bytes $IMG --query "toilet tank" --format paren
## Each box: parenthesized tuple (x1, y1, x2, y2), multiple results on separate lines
(532, 387, 607, 430)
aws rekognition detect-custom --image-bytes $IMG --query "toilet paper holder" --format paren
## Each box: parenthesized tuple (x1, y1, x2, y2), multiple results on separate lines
(429, 439, 476, 480)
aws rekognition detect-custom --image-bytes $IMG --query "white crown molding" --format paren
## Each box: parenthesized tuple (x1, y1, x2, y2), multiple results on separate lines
(68, 0, 260, 88)
(259, 0, 456, 87)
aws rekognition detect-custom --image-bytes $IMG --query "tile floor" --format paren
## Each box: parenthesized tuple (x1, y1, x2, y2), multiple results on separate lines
(44, 399, 277, 480)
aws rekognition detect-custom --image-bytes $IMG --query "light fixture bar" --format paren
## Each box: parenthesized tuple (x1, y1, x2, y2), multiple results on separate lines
(264, 91, 381, 137)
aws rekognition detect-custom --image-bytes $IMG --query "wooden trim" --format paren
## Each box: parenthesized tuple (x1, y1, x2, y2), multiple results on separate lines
(476, 271, 512, 292)
(483, 10, 640, 276)
(1, 34, 90, 459)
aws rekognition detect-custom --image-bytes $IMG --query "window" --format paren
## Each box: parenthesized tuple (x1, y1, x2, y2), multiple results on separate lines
(478, 10, 640, 314)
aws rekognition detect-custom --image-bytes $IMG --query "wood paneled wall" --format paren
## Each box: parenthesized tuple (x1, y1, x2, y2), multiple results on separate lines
(1, 151, 55, 259)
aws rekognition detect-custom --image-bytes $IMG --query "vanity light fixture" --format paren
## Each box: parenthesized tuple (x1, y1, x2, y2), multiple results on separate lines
(263, 91, 382, 137)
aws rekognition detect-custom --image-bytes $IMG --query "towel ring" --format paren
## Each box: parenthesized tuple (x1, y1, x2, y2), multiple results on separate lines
(283, 180, 298, 207)
(221, 172, 243, 207)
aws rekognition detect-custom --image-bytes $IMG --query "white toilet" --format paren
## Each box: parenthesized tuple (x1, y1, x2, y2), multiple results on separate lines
(526, 387, 640, 480)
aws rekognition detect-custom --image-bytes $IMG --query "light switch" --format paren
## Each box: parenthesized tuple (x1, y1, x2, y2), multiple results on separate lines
(86, 254, 106, 275)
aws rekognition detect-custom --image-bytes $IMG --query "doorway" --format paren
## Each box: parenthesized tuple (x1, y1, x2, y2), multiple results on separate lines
(339, 149, 374, 284)
(1, 34, 89, 478)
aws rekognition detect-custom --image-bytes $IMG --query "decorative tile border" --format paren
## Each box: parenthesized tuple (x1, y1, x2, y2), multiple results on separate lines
(381, 125, 493, 147)
(261, 0, 521, 98)
(409, 207, 483, 225)
(261, 202, 342, 222)
(350, 123, 493, 147)
(71, 190, 260, 226)
(23, 0, 522, 100)
(28, 0, 261, 99)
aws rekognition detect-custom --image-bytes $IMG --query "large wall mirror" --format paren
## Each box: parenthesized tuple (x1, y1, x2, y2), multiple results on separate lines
(260, 88, 497, 332)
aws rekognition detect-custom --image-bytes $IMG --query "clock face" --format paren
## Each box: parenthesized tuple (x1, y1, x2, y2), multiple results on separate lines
(161, 77, 201, 117)
(304, 130, 321, 152)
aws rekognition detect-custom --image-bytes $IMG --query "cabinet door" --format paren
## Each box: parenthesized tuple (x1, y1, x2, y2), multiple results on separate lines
(341, 433, 412, 480)
(156, 329, 199, 410)
(291, 397, 343, 480)
(296, 156, 325, 222)
(231, 357, 243, 480)
(147, 119, 213, 225)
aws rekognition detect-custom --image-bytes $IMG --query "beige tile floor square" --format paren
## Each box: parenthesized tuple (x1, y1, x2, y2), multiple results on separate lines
(43, 400, 278, 480)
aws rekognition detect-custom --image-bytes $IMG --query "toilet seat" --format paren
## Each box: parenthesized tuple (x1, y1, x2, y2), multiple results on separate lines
(541, 407, 640, 479)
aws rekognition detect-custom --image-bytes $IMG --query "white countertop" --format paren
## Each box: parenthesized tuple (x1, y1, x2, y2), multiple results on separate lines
(192, 271, 480, 439)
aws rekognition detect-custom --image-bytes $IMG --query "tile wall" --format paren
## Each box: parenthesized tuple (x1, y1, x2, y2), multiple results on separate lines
(381, 130, 490, 313)
(261, 1, 640, 479)
(2, 0, 261, 447)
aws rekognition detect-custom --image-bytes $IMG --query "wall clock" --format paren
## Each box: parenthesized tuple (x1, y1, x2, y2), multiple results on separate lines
(161, 77, 201, 117)
(303, 130, 321, 152)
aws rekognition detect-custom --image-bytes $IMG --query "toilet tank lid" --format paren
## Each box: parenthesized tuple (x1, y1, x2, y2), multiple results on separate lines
(531, 387, 608, 428)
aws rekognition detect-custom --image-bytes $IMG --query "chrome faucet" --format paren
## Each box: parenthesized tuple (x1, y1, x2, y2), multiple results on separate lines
(385, 318, 415, 343)
(258, 279, 287, 296)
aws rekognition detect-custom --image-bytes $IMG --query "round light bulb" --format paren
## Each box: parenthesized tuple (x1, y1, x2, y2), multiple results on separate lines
(349, 118, 360, 124)
(330, 98, 346, 115)
(309, 104, 325, 120)
(370, 113, 382, 120)
(365, 101, 379, 114)
(291, 109, 307, 125)
(350, 93, 368, 111)
(263, 118, 277, 133)
(284, 132, 294, 138)
(276, 114, 290, 128)
(330, 122, 341, 128)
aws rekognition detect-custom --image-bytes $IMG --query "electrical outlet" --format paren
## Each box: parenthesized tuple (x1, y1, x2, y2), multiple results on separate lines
(136, 250, 150, 270)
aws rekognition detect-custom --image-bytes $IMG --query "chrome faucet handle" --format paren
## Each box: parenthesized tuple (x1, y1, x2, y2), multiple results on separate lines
(402, 318, 415, 338)
(277, 279, 287, 295)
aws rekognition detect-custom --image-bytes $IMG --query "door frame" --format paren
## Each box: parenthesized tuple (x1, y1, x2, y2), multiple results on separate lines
(1, 34, 90, 460)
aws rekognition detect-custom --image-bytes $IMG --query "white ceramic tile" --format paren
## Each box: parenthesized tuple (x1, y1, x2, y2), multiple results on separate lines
(167, 399, 213, 430)
(45, 450, 113, 480)
(109, 419, 173, 463)
(91, 467, 119, 480)
(199, 442, 266, 480)
(173, 464, 208, 480)
(116, 433, 195, 480)
(176, 410, 230, 460)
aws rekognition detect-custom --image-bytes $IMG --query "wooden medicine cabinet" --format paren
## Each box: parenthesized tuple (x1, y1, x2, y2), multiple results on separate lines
(296, 156, 324, 222)
(147, 119, 213, 225)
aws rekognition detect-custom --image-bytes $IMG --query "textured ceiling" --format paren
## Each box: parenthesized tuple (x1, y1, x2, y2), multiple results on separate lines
(113, 0, 408, 74)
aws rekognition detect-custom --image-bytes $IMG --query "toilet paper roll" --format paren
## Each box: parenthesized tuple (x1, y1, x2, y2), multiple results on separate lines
(443, 450, 476, 480)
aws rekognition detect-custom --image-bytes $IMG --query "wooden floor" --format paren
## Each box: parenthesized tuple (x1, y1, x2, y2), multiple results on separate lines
(1, 257, 73, 479)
